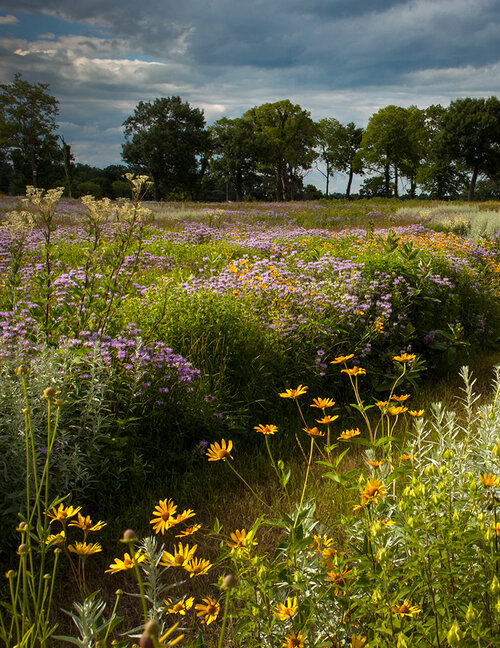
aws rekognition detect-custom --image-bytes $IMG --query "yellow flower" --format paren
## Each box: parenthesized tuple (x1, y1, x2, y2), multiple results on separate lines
(408, 409, 425, 417)
(387, 406, 408, 416)
(159, 622, 184, 647)
(175, 524, 201, 538)
(45, 531, 65, 546)
(341, 366, 366, 376)
(206, 439, 233, 461)
(330, 354, 354, 364)
(393, 353, 416, 362)
(195, 597, 220, 625)
(273, 596, 298, 620)
(400, 453, 415, 460)
(303, 426, 325, 437)
(150, 499, 178, 534)
(164, 596, 194, 615)
(254, 424, 278, 435)
(367, 460, 383, 467)
(338, 428, 360, 440)
(493, 521, 500, 535)
(69, 513, 106, 534)
(361, 478, 387, 505)
(375, 400, 388, 409)
(160, 542, 197, 567)
(183, 557, 212, 577)
(105, 551, 146, 574)
(325, 567, 353, 594)
(173, 509, 196, 524)
(391, 394, 410, 402)
(316, 415, 339, 424)
(279, 385, 308, 399)
(375, 319, 384, 333)
(351, 636, 367, 648)
(282, 631, 307, 648)
(310, 397, 335, 409)
(47, 504, 82, 525)
(381, 519, 396, 526)
(479, 473, 499, 487)
(227, 528, 257, 549)
(392, 599, 422, 617)
(68, 542, 102, 557)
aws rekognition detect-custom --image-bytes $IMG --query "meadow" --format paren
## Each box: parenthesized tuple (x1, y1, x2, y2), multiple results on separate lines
(0, 181, 499, 647)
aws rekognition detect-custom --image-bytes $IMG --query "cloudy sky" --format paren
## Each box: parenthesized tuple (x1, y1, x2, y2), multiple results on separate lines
(0, 0, 499, 191)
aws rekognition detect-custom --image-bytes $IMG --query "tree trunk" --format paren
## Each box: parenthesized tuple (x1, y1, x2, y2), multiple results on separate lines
(410, 178, 416, 199)
(384, 163, 391, 198)
(468, 167, 479, 201)
(346, 165, 354, 200)
(152, 172, 161, 201)
(393, 165, 399, 198)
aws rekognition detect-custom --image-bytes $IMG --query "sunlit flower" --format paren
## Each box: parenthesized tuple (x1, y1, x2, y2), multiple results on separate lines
(105, 551, 146, 574)
(493, 521, 500, 535)
(310, 397, 335, 409)
(45, 531, 65, 546)
(282, 631, 307, 648)
(47, 504, 82, 525)
(338, 428, 360, 440)
(367, 460, 383, 467)
(331, 354, 354, 364)
(316, 415, 339, 424)
(391, 394, 410, 402)
(393, 353, 416, 362)
(160, 542, 197, 567)
(375, 319, 384, 333)
(387, 406, 408, 416)
(479, 473, 499, 487)
(408, 409, 425, 417)
(325, 567, 353, 593)
(361, 478, 387, 505)
(392, 599, 422, 617)
(375, 400, 388, 409)
(183, 557, 212, 577)
(303, 426, 325, 437)
(400, 453, 415, 461)
(159, 621, 184, 647)
(175, 524, 201, 538)
(351, 635, 367, 648)
(68, 541, 102, 557)
(254, 424, 278, 435)
(206, 439, 233, 461)
(341, 367, 366, 376)
(227, 528, 257, 549)
(150, 499, 178, 534)
(195, 597, 220, 625)
(173, 509, 196, 524)
(69, 513, 106, 534)
(273, 596, 298, 620)
(164, 596, 195, 615)
(279, 385, 308, 399)
(381, 519, 396, 526)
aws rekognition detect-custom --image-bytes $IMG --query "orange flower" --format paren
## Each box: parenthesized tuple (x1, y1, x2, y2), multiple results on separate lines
(338, 428, 360, 440)
(303, 426, 325, 437)
(227, 528, 257, 549)
(175, 524, 201, 538)
(331, 354, 354, 364)
(315, 415, 339, 424)
(393, 353, 416, 362)
(341, 366, 366, 376)
(367, 460, 383, 467)
(400, 453, 415, 460)
(310, 397, 335, 409)
(254, 424, 278, 435)
(279, 385, 308, 399)
(479, 473, 499, 487)
(408, 409, 425, 417)
(206, 439, 233, 461)
(360, 478, 387, 506)
(391, 394, 410, 402)
(387, 406, 408, 416)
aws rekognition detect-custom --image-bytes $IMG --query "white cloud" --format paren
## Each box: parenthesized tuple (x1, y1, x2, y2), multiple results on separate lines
(0, 13, 18, 24)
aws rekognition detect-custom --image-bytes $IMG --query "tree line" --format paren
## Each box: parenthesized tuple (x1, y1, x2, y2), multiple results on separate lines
(2, 73, 500, 201)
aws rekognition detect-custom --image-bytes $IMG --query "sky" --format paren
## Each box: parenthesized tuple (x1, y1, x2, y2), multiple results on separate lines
(0, 0, 500, 193)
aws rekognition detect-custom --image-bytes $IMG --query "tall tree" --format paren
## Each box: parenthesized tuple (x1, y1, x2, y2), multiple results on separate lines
(0, 73, 60, 189)
(122, 96, 208, 200)
(438, 97, 500, 201)
(244, 100, 317, 201)
(317, 119, 364, 199)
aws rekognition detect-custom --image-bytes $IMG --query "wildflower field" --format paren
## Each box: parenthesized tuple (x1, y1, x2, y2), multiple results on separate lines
(1, 182, 500, 647)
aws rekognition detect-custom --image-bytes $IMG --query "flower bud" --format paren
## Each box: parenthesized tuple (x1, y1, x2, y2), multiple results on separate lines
(424, 464, 436, 476)
(17, 544, 29, 555)
(42, 387, 59, 400)
(15, 365, 29, 376)
(16, 522, 28, 533)
(221, 573, 235, 589)
(431, 493, 439, 505)
(396, 633, 408, 648)
(121, 529, 137, 542)
(490, 575, 500, 595)
(446, 621, 463, 647)
(376, 548, 388, 564)
(371, 521, 383, 538)
(492, 443, 500, 458)
(115, 589, 123, 596)
(465, 602, 477, 625)
(5, 570, 16, 579)
(144, 621, 160, 637)
(443, 449, 453, 461)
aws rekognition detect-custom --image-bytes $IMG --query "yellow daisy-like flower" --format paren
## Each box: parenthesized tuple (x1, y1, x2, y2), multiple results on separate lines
(375, 319, 384, 333)
(316, 415, 339, 424)
(160, 542, 197, 567)
(173, 509, 196, 524)
(393, 353, 416, 362)
(279, 385, 308, 399)
(479, 473, 499, 487)
(273, 596, 298, 620)
(206, 439, 233, 461)
(392, 599, 422, 617)
(387, 406, 408, 416)
(338, 428, 360, 441)
(227, 528, 257, 549)
(150, 499, 178, 534)
(375, 400, 388, 409)
(331, 354, 354, 364)
(408, 409, 425, 417)
(282, 631, 307, 648)
(159, 622, 184, 647)
(45, 531, 66, 546)
(310, 397, 335, 409)
(367, 460, 383, 467)
(105, 550, 145, 574)
(303, 426, 325, 437)
(175, 524, 202, 538)
(195, 597, 220, 625)
(381, 519, 396, 526)
(325, 567, 353, 594)
(164, 596, 195, 615)
(69, 513, 106, 534)
(46, 504, 82, 525)
(183, 557, 212, 577)
(400, 453, 416, 460)
(493, 521, 500, 535)
(351, 636, 367, 648)
(68, 541, 102, 557)
(361, 478, 387, 505)
(254, 424, 278, 435)
(341, 366, 366, 376)
(391, 394, 410, 402)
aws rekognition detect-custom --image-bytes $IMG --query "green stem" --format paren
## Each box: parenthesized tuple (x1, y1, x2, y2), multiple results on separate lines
(294, 437, 314, 529)
(217, 590, 230, 648)
(226, 461, 273, 511)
